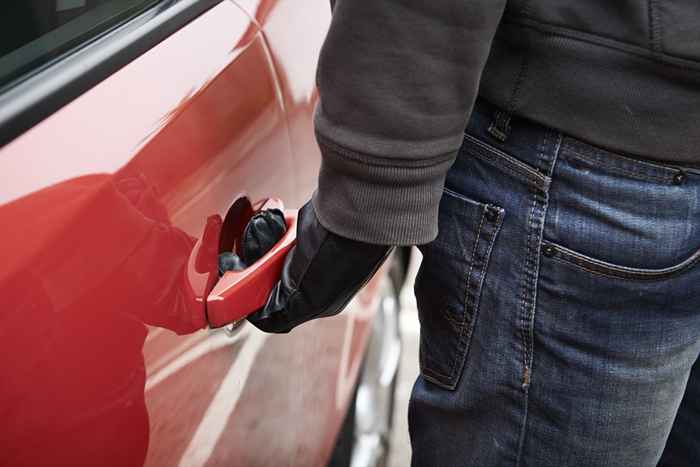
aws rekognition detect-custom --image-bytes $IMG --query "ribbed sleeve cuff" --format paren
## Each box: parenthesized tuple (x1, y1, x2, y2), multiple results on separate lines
(311, 135, 456, 246)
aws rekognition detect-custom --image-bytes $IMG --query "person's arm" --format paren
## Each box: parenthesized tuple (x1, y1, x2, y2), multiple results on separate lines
(249, 0, 507, 333)
(313, 0, 508, 245)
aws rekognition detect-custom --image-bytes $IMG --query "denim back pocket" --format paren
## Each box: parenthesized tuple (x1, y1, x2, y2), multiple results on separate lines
(415, 188, 504, 390)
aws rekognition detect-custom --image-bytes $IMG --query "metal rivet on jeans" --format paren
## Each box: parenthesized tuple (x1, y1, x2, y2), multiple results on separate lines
(485, 206, 499, 222)
(542, 244, 556, 257)
(673, 171, 686, 185)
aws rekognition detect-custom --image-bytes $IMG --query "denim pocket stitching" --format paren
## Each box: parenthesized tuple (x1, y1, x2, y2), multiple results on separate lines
(562, 140, 677, 183)
(418, 190, 505, 390)
(448, 204, 488, 378)
(462, 133, 549, 189)
(543, 240, 700, 281)
(561, 148, 674, 184)
(432, 190, 489, 383)
(443, 187, 484, 206)
(462, 205, 505, 372)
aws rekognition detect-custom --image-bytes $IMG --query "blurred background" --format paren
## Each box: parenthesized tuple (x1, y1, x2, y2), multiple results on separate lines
(388, 251, 421, 467)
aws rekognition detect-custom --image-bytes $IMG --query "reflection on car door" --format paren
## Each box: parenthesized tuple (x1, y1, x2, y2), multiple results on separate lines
(0, 2, 295, 466)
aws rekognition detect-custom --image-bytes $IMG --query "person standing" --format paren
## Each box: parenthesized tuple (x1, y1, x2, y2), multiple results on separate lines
(248, 1, 700, 466)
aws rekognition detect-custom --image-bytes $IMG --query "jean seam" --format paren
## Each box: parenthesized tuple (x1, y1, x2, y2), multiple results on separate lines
(472, 144, 539, 186)
(440, 204, 486, 387)
(546, 239, 700, 275)
(562, 148, 675, 184)
(453, 207, 488, 380)
(443, 189, 486, 386)
(518, 131, 552, 389)
(463, 133, 549, 188)
(546, 248, 700, 282)
(563, 138, 680, 176)
(515, 131, 561, 467)
(464, 206, 505, 376)
(514, 175, 539, 467)
(421, 366, 453, 380)
(518, 188, 538, 388)
(514, 155, 541, 467)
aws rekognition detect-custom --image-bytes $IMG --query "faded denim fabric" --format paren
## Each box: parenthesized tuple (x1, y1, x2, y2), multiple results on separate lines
(409, 100, 700, 467)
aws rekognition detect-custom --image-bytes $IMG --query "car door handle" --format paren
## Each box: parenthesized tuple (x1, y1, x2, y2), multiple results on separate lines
(205, 199, 297, 328)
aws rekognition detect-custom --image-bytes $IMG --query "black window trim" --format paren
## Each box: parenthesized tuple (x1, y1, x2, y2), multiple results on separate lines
(0, 0, 223, 148)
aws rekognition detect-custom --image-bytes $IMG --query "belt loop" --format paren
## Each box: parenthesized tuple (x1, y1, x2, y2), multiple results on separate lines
(488, 110, 512, 142)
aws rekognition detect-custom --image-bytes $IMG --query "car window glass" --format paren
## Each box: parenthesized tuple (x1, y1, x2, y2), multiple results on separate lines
(0, 0, 159, 92)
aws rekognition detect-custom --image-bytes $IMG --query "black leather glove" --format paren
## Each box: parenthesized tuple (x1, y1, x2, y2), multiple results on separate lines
(218, 208, 288, 276)
(247, 201, 392, 333)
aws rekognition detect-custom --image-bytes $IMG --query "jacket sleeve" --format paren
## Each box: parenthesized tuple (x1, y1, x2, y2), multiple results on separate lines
(312, 0, 507, 245)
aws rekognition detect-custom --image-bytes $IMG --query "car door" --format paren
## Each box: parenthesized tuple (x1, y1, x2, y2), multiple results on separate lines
(0, 1, 297, 465)
(233, 0, 331, 203)
(203, 3, 382, 466)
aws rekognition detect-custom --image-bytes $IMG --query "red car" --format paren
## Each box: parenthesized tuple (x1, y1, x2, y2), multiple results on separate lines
(0, 1, 407, 466)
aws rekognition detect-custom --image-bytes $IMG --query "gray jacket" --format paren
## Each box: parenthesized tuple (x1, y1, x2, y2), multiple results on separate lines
(312, 0, 700, 245)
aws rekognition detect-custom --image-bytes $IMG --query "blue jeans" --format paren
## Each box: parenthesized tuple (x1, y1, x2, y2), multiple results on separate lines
(409, 100, 700, 467)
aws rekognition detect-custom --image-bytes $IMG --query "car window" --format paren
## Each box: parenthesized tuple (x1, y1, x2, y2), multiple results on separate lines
(0, 0, 159, 92)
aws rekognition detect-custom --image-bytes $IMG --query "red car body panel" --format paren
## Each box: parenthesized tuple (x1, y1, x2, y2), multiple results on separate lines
(0, 2, 377, 465)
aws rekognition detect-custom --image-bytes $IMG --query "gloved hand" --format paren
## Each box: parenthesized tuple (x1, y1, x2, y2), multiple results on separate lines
(247, 201, 392, 333)
(218, 208, 287, 276)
